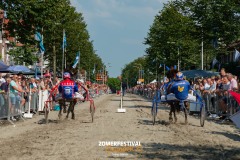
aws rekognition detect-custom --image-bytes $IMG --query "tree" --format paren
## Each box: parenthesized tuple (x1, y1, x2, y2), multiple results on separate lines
(1, 0, 104, 78)
(107, 78, 121, 93)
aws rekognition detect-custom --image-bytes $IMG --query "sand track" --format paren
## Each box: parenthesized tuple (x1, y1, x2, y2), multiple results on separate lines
(0, 94, 239, 160)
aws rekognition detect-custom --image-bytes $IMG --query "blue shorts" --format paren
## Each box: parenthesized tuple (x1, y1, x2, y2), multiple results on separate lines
(10, 95, 21, 105)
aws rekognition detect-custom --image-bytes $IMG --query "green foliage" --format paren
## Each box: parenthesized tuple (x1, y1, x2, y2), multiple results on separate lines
(121, 57, 147, 87)
(107, 78, 121, 93)
(8, 45, 38, 65)
(122, 0, 240, 85)
(1, 0, 104, 75)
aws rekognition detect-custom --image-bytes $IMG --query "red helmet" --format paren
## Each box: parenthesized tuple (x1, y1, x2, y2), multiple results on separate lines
(63, 72, 71, 79)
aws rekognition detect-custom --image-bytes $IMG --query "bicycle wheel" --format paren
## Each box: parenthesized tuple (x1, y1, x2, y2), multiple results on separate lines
(152, 102, 157, 125)
(200, 104, 205, 127)
(90, 102, 95, 122)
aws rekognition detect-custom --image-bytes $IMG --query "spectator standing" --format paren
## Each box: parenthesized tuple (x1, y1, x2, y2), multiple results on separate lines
(0, 73, 6, 86)
(9, 74, 25, 121)
(227, 73, 238, 91)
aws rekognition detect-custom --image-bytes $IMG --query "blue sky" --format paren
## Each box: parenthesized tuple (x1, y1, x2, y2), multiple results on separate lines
(70, 0, 168, 77)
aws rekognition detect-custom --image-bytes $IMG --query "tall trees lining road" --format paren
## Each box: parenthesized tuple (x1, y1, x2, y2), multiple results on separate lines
(122, 0, 240, 86)
(1, 0, 104, 80)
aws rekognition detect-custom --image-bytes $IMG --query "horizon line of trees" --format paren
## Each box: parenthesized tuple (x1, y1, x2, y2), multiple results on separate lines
(0, 0, 107, 81)
(121, 0, 240, 87)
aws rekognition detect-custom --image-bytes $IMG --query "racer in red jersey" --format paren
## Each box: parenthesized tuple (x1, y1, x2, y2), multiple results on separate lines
(58, 72, 78, 117)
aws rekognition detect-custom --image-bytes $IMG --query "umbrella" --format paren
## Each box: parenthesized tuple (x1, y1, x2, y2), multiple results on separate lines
(7, 65, 32, 73)
(181, 70, 219, 79)
(0, 60, 9, 72)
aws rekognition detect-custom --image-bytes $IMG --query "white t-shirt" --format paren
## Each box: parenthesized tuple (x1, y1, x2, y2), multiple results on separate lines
(229, 78, 238, 91)
(0, 77, 6, 84)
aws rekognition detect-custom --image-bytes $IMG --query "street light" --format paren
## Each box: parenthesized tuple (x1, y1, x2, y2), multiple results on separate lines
(134, 64, 143, 79)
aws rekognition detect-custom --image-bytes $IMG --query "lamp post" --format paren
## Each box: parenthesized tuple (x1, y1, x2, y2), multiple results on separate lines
(134, 64, 142, 80)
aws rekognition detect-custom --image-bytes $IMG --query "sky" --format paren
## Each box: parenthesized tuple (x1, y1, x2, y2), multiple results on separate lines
(70, 0, 169, 77)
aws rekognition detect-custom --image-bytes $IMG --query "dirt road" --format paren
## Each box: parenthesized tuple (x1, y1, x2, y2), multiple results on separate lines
(0, 93, 239, 160)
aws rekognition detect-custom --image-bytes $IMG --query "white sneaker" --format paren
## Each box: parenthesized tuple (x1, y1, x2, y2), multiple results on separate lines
(11, 117, 16, 121)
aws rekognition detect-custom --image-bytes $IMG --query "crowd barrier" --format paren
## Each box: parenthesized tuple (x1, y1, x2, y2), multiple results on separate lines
(0, 91, 24, 124)
(0, 85, 105, 126)
(201, 91, 240, 119)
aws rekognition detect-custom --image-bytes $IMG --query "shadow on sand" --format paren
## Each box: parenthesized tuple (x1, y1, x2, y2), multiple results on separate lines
(128, 142, 240, 160)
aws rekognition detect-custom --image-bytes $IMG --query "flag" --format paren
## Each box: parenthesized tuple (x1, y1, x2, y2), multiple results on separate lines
(35, 31, 45, 54)
(72, 51, 80, 68)
(174, 65, 177, 70)
(62, 31, 67, 50)
(165, 66, 170, 71)
(159, 64, 162, 68)
(234, 49, 240, 62)
(218, 63, 221, 72)
(93, 64, 96, 74)
(211, 58, 218, 69)
(39, 41, 45, 53)
(34, 32, 42, 41)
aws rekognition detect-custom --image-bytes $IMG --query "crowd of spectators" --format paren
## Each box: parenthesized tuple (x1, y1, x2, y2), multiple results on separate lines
(0, 70, 109, 121)
(130, 68, 240, 119)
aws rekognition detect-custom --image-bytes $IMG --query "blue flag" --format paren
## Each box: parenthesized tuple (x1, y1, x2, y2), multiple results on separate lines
(174, 65, 177, 70)
(234, 49, 240, 62)
(72, 51, 80, 68)
(93, 64, 96, 74)
(39, 41, 45, 53)
(165, 66, 170, 71)
(62, 31, 67, 50)
(35, 31, 45, 54)
(35, 32, 42, 41)
(211, 58, 218, 69)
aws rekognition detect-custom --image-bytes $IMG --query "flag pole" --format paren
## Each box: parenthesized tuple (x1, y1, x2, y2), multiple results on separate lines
(62, 29, 65, 79)
(41, 27, 44, 77)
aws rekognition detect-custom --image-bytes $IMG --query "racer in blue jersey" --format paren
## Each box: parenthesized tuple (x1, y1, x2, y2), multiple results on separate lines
(169, 72, 191, 123)
(170, 72, 191, 101)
